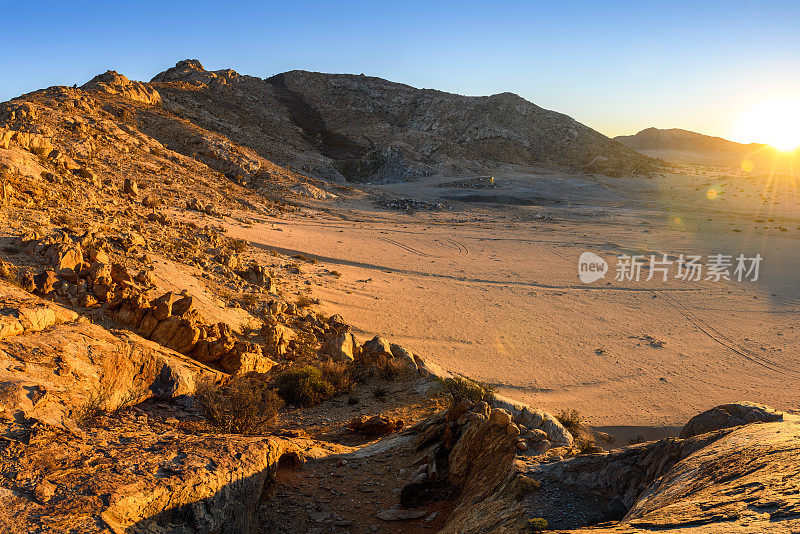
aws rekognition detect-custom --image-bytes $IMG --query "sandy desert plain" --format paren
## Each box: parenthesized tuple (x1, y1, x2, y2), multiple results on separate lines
(191, 155, 800, 443)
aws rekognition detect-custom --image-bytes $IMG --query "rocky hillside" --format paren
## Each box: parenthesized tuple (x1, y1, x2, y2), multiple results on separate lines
(150, 60, 659, 182)
(0, 62, 796, 534)
(615, 127, 764, 155)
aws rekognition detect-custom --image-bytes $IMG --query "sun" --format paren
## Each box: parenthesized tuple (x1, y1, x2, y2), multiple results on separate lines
(732, 99, 800, 152)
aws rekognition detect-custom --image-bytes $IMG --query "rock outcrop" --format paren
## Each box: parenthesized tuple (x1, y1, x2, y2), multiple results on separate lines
(149, 60, 659, 182)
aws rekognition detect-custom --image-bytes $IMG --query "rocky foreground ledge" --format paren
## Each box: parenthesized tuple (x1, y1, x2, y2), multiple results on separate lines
(0, 279, 798, 533)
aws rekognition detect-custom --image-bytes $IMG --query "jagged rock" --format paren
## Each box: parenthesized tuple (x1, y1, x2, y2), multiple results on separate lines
(82, 70, 162, 105)
(362, 336, 393, 361)
(110, 262, 133, 286)
(32, 270, 57, 294)
(44, 243, 83, 271)
(149, 316, 201, 354)
(215, 252, 239, 270)
(324, 332, 359, 362)
(390, 343, 418, 370)
(679, 402, 784, 438)
(171, 295, 195, 317)
(262, 323, 296, 357)
(150, 291, 178, 321)
(237, 263, 273, 290)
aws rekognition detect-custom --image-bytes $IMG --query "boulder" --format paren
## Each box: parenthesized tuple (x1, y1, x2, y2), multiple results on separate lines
(680, 402, 783, 438)
(362, 336, 393, 361)
(324, 332, 359, 362)
(262, 323, 296, 357)
(33, 270, 58, 295)
(220, 348, 276, 375)
(150, 292, 178, 321)
(149, 316, 201, 354)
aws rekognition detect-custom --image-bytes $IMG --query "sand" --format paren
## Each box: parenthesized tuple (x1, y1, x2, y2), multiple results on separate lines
(224, 164, 800, 433)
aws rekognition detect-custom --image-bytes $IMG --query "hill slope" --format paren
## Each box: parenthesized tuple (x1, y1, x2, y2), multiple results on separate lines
(150, 60, 658, 182)
(615, 127, 764, 154)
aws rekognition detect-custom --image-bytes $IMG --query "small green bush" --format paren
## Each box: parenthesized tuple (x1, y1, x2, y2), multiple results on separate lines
(528, 517, 548, 531)
(442, 376, 495, 403)
(275, 365, 336, 406)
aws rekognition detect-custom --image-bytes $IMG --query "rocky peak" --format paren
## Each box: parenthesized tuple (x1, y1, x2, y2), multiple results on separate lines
(81, 69, 161, 105)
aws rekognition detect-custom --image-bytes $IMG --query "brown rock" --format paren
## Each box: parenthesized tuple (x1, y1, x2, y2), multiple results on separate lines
(680, 402, 783, 438)
(150, 316, 200, 354)
(349, 415, 404, 436)
(261, 323, 296, 357)
(123, 178, 138, 196)
(33, 270, 58, 294)
(323, 332, 358, 362)
(150, 292, 177, 321)
(137, 311, 159, 338)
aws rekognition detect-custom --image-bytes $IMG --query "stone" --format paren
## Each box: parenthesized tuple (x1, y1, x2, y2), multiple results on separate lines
(123, 178, 138, 196)
(171, 295, 195, 317)
(506, 423, 521, 436)
(489, 408, 512, 427)
(220, 349, 277, 375)
(324, 332, 358, 362)
(539, 412, 574, 446)
(362, 336, 393, 361)
(262, 323, 296, 357)
(680, 402, 783, 438)
(150, 316, 201, 354)
(150, 292, 178, 321)
(110, 263, 133, 286)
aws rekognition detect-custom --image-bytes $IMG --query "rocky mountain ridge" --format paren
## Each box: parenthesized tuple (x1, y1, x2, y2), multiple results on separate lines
(149, 59, 659, 182)
(615, 127, 765, 155)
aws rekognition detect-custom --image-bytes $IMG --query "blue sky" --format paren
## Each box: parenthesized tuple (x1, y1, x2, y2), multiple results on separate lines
(3, 0, 799, 139)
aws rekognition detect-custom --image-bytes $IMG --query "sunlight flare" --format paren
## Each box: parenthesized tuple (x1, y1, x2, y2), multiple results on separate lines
(732, 99, 800, 152)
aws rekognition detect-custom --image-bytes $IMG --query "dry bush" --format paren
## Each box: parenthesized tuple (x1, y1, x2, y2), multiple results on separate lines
(295, 294, 318, 308)
(556, 409, 582, 434)
(196, 375, 282, 434)
(442, 376, 495, 403)
(375, 353, 407, 381)
(227, 238, 248, 253)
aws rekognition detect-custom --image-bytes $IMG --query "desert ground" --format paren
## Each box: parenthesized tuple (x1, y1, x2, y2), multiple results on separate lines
(216, 162, 800, 439)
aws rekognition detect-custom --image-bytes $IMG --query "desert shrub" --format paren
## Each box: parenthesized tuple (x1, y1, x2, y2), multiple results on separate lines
(442, 376, 495, 403)
(196, 375, 282, 434)
(515, 475, 541, 499)
(295, 294, 318, 308)
(375, 353, 407, 381)
(579, 437, 602, 454)
(73, 392, 107, 427)
(556, 409, 582, 434)
(227, 238, 248, 253)
(275, 365, 336, 406)
(527, 518, 548, 531)
(319, 360, 354, 392)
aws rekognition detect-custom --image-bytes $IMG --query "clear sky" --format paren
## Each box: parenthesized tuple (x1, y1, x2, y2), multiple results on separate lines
(2, 0, 799, 140)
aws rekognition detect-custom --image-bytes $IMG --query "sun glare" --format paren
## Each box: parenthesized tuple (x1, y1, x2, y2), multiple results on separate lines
(732, 99, 800, 152)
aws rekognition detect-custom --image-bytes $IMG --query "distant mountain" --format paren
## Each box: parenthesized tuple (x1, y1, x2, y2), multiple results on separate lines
(147, 60, 659, 182)
(614, 127, 765, 155)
